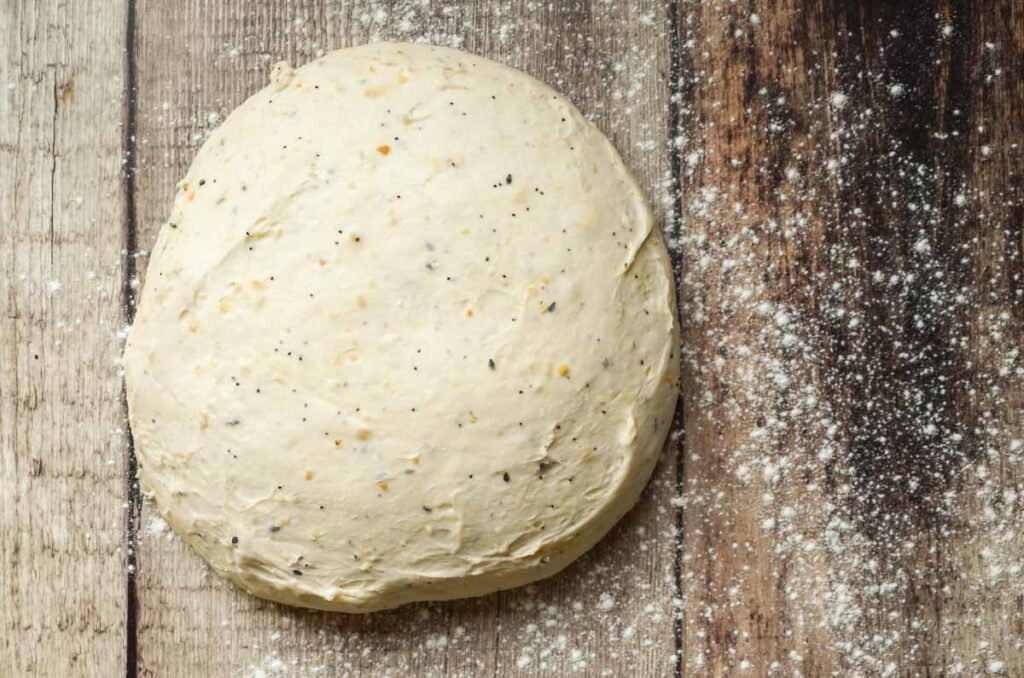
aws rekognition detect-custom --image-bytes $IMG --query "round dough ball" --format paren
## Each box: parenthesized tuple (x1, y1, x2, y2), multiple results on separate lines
(124, 42, 678, 612)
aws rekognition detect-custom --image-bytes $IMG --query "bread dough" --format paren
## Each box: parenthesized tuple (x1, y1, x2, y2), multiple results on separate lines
(124, 42, 678, 612)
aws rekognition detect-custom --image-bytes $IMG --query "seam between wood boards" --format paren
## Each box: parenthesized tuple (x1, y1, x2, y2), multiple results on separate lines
(121, 0, 140, 676)
(666, 1, 685, 677)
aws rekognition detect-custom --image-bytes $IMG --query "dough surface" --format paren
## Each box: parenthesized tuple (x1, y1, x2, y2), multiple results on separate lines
(124, 42, 678, 612)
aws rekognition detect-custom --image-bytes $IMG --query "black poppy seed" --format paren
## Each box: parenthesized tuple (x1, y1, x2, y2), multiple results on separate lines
(488, 358, 496, 369)
(231, 536, 238, 544)
(503, 472, 511, 482)
(292, 569, 303, 576)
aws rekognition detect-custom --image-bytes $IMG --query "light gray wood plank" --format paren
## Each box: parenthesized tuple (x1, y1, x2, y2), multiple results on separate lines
(0, 0, 130, 674)
(130, 1, 678, 676)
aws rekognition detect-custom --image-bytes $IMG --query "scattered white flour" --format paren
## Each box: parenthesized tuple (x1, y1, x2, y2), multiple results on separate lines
(143, 513, 173, 541)
(10, 1, 1020, 676)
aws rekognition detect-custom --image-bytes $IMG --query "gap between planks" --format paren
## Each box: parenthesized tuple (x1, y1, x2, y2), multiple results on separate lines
(665, 2, 687, 678)
(121, 1, 141, 676)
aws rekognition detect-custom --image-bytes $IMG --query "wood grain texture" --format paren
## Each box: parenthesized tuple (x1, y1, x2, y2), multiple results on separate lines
(4, 0, 1022, 675)
(129, 2, 678, 676)
(0, 0, 130, 675)
(675, 0, 1024, 674)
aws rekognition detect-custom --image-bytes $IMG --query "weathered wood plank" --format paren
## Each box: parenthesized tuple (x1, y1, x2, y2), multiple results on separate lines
(0, 0, 129, 674)
(130, 2, 678, 676)
(675, 0, 1024, 674)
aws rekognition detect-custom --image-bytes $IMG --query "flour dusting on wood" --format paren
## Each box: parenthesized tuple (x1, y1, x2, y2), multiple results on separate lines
(6, 0, 1022, 675)
(673, 1, 1024, 674)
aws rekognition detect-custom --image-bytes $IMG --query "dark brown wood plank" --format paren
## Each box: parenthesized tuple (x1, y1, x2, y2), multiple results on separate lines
(130, 2, 678, 676)
(0, 0, 130, 674)
(675, 0, 1024, 674)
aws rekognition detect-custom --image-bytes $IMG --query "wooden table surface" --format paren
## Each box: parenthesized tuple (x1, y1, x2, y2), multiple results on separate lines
(3, 1, 1023, 676)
